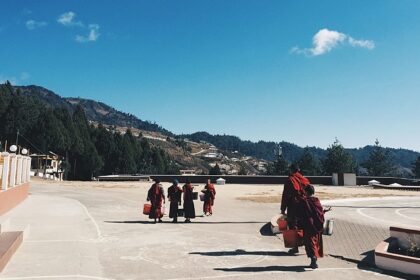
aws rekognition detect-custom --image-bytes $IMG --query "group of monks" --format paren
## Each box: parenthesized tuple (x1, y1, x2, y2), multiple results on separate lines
(146, 164, 325, 269)
(281, 164, 329, 269)
(146, 178, 216, 223)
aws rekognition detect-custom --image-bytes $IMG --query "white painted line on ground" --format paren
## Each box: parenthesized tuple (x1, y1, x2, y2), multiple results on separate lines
(356, 208, 413, 227)
(0, 275, 115, 280)
(24, 239, 94, 243)
(356, 208, 389, 224)
(74, 200, 103, 240)
(322, 196, 420, 205)
(395, 208, 420, 221)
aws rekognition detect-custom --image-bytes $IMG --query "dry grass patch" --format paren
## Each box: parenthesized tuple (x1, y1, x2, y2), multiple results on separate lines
(236, 191, 389, 203)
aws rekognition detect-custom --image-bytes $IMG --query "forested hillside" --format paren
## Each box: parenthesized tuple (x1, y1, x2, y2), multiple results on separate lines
(16, 85, 171, 135)
(183, 132, 419, 174)
(0, 82, 178, 180)
(2, 81, 419, 179)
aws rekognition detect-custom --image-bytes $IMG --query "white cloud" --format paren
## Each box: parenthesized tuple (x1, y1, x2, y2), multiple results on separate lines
(291, 28, 375, 56)
(0, 72, 30, 85)
(57, 11, 83, 27)
(26, 20, 47, 30)
(75, 24, 100, 43)
(20, 72, 30, 80)
(348, 37, 375, 49)
(22, 9, 32, 15)
(0, 75, 16, 85)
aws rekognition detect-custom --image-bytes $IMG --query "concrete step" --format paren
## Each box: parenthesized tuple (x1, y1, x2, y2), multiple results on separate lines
(0, 231, 23, 272)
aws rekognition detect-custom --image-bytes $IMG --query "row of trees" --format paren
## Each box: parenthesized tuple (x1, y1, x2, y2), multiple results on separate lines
(0, 82, 178, 180)
(266, 138, 409, 177)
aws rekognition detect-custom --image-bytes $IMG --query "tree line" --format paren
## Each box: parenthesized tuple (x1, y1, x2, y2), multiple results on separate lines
(0, 82, 178, 180)
(267, 138, 420, 178)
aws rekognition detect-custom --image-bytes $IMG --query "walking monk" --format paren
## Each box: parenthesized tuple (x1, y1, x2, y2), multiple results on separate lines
(202, 179, 216, 216)
(182, 179, 196, 223)
(298, 185, 327, 269)
(147, 178, 165, 223)
(168, 179, 183, 223)
(280, 164, 310, 254)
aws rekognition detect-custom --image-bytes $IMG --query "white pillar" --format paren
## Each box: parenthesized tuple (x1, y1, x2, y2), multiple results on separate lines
(16, 155, 22, 185)
(1, 152, 10, 191)
(27, 157, 32, 182)
(24, 156, 29, 183)
(9, 154, 17, 187)
(21, 156, 27, 183)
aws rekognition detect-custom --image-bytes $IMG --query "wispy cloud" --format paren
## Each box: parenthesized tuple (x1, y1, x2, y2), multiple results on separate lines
(26, 20, 47, 30)
(57, 11, 83, 27)
(75, 24, 100, 43)
(0, 72, 30, 85)
(291, 28, 375, 56)
(20, 72, 30, 80)
(22, 9, 32, 15)
(57, 11, 100, 43)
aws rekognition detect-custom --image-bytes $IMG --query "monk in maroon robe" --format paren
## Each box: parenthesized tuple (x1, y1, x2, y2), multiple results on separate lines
(168, 179, 183, 223)
(202, 179, 216, 216)
(298, 185, 326, 269)
(280, 164, 310, 254)
(147, 179, 165, 223)
(183, 179, 196, 222)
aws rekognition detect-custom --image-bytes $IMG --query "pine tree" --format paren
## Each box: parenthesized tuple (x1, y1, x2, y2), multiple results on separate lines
(412, 156, 420, 178)
(267, 154, 289, 175)
(322, 138, 356, 175)
(297, 147, 320, 175)
(209, 164, 222, 175)
(362, 139, 395, 176)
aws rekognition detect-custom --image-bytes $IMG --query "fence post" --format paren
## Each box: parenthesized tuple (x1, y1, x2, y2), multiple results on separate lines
(27, 157, 32, 182)
(1, 152, 10, 190)
(9, 154, 17, 187)
(16, 155, 22, 185)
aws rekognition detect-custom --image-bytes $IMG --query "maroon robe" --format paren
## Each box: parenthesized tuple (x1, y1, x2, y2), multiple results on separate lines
(299, 196, 325, 258)
(280, 172, 310, 229)
(183, 183, 196, 219)
(147, 183, 165, 219)
(168, 185, 183, 218)
(202, 183, 216, 214)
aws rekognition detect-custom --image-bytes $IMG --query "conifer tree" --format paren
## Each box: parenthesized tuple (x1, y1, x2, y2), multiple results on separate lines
(412, 156, 420, 178)
(322, 138, 356, 175)
(362, 139, 395, 176)
(297, 147, 320, 175)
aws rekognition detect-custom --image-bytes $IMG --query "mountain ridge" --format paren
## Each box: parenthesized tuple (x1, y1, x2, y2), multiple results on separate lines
(12, 83, 420, 174)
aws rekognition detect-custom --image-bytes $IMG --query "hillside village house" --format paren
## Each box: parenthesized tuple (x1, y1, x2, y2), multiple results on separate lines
(30, 152, 63, 180)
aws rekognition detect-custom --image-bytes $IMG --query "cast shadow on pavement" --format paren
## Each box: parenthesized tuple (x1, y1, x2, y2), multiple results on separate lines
(190, 249, 290, 257)
(104, 220, 265, 224)
(214, 265, 307, 272)
(104, 220, 164, 224)
(259, 222, 273, 236)
(324, 205, 420, 209)
(358, 250, 419, 280)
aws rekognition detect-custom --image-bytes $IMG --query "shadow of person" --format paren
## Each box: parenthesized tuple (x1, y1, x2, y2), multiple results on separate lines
(104, 220, 164, 224)
(214, 265, 307, 272)
(259, 222, 273, 236)
(190, 249, 290, 257)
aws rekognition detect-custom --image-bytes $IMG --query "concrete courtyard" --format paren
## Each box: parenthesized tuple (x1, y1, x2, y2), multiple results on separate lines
(0, 180, 419, 280)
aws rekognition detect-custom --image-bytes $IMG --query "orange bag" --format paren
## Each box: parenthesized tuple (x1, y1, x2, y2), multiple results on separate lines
(283, 229, 304, 248)
(277, 218, 288, 232)
(143, 203, 151, 215)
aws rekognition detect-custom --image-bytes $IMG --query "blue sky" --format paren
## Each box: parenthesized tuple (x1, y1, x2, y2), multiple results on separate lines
(1, 0, 420, 151)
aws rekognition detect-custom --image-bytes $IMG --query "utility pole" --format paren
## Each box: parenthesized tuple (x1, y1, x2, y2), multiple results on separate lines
(16, 130, 19, 146)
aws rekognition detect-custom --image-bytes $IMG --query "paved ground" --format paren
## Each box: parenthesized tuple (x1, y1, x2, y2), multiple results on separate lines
(0, 181, 419, 280)
(323, 196, 420, 265)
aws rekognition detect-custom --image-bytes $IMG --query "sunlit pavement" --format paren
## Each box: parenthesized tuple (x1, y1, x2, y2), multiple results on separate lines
(1, 183, 419, 280)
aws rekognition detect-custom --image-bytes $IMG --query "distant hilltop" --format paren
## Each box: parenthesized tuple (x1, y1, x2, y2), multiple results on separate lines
(16, 85, 171, 135)
(4, 83, 420, 177)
